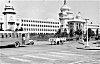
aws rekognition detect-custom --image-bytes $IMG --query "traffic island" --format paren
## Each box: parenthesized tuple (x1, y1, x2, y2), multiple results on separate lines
(76, 41, 100, 50)
(76, 46, 100, 50)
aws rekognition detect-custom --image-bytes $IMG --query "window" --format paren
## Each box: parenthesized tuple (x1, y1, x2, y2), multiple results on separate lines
(24, 20, 26, 22)
(24, 24, 26, 26)
(27, 20, 28, 22)
(21, 24, 23, 26)
(21, 20, 23, 22)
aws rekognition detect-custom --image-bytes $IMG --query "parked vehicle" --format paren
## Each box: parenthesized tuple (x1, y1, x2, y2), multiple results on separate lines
(0, 31, 34, 48)
(49, 37, 66, 45)
(95, 35, 100, 40)
(83, 36, 90, 41)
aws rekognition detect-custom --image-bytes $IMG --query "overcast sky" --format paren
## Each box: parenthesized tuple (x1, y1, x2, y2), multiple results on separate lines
(0, 0, 100, 24)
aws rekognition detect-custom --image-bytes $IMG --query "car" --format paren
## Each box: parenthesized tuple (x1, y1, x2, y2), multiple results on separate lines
(95, 36, 100, 40)
(83, 36, 89, 41)
(49, 37, 66, 45)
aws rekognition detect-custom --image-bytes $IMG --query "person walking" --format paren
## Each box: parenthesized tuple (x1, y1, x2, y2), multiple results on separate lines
(22, 34, 25, 45)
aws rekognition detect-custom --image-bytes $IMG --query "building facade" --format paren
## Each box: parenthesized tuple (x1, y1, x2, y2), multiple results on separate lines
(1, 0, 21, 31)
(0, 0, 100, 35)
(0, 0, 60, 34)
(59, 0, 86, 33)
(84, 23, 100, 34)
(59, 0, 74, 33)
(21, 18, 60, 34)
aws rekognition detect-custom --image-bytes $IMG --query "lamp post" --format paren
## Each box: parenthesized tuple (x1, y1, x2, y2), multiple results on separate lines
(85, 18, 89, 48)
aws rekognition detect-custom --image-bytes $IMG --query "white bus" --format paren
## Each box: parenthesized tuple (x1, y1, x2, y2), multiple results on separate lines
(0, 31, 34, 48)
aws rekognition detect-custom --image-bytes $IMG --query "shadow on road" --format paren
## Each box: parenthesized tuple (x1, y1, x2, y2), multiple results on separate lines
(76, 47, 100, 50)
(0, 45, 15, 49)
(0, 45, 26, 49)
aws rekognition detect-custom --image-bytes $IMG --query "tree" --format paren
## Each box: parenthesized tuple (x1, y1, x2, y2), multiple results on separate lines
(88, 28, 95, 38)
(19, 27, 23, 31)
(15, 28, 19, 31)
(96, 29, 99, 36)
(75, 29, 82, 37)
(39, 33, 45, 38)
(6, 29, 12, 31)
(69, 29, 74, 37)
(61, 28, 68, 37)
(54, 29, 62, 37)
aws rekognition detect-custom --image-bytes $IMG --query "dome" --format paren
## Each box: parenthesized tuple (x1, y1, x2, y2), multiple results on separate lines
(5, 3, 13, 7)
(3, 0, 16, 14)
(5, 3, 14, 9)
(4, 0, 14, 10)
(60, 4, 71, 10)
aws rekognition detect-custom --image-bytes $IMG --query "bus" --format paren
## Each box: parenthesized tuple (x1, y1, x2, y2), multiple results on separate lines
(0, 31, 34, 48)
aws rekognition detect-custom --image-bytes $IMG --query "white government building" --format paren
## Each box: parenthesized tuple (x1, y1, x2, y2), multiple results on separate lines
(0, 0, 100, 34)
(0, 0, 60, 34)
(59, 0, 100, 34)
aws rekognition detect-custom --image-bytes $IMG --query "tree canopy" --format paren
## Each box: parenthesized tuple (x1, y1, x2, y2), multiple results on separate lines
(75, 29, 82, 36)
(96, 29, 99, 36)
(69, 29, 74, 37)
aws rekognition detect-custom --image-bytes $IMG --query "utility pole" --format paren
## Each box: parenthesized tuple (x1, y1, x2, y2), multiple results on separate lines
(85, 18, 89, 48)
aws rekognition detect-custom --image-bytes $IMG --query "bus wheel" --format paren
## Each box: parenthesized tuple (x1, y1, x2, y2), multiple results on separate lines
(57, 41, 59, 45)
(15, 41, 20, 48)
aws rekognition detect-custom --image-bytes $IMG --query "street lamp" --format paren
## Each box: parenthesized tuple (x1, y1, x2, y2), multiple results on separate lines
(85, 18, 89, 48)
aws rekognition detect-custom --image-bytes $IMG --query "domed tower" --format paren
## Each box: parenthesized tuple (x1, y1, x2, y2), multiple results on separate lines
(2, 0, 18, 31)
(59, 0, 73, 33)
(75, 12, 82, 19)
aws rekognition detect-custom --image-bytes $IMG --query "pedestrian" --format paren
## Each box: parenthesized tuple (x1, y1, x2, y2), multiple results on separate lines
(22, 34, 25, 45)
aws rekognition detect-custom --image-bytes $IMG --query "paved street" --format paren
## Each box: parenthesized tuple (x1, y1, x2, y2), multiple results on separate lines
(0, 41, 100, 64)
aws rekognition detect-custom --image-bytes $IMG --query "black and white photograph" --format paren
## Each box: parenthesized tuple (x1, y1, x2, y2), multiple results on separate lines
(0, 0, 100, 64)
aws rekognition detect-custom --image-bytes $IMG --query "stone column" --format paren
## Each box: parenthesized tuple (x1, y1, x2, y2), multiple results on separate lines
(74, 23, 76, 31)
(83, 23, 85, 34)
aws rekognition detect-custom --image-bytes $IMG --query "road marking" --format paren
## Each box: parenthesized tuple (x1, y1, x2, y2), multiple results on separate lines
(68, 60, 86, 64)
(1, 63, 11, 64)
(60, 51, 70, 53)
(68, 59, 99, 64)
(24, 55, 56, 61)
(40, 54, 64, 57)
(50, 52, 85, 57)
(8, 57, 31, 62)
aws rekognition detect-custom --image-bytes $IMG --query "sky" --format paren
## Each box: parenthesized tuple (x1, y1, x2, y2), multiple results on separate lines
(0, 0, 100, 24)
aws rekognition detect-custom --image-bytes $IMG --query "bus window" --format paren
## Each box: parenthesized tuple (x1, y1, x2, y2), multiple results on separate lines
(0, 33, 2, 38)
(16, 33, 18, 38)
(12, 33, 16, 38)
(0, 33, 4, 38)
(4, 33, 7, 38)
(19, 33, 21, 37)
(22, 34, 25, 37)
(1, 34, 3, 38)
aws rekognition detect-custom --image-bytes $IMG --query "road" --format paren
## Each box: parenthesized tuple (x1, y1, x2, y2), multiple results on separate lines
(0, 41, 100, 64)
